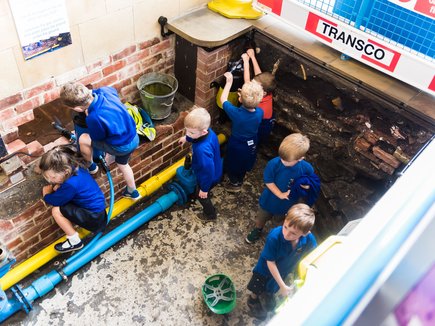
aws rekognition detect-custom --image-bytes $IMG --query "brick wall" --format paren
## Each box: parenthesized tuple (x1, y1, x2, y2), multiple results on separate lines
(0, 36, 183, 263)
(0, 35, 233, 266)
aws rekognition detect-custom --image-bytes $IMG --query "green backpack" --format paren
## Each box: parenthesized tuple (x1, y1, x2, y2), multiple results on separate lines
(125, 102, 156, 141)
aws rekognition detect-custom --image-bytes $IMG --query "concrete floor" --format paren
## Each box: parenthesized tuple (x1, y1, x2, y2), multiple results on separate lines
(6, 154, 285, 326)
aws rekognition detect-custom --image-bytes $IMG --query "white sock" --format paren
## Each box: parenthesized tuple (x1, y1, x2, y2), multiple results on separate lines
(65, 232, 81, 248)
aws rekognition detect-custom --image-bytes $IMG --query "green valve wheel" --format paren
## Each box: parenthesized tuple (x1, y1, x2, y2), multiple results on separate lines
(202, 274, 236, 314)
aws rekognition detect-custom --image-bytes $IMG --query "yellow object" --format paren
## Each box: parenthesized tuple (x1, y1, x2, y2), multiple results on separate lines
(297, 236, 345, 283)
(208, 0, 263, 19)
(0, 134, 227, 291)
(216, 87, 239, 109)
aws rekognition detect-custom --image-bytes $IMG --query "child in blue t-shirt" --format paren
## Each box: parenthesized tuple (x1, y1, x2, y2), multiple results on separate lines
(60, 82, 140, 200)
(246, 133, 320, 244)
(247, 203, 317, 319)
(179, 108, 222, 222)
(40, 145, 107, 253)
(220, 71, 264, 192)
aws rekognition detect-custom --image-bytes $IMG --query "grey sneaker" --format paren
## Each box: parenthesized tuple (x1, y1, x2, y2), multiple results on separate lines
(247, 297, 267, 320)
(225, 181, 242, 193)
(246, 228, 262, 244)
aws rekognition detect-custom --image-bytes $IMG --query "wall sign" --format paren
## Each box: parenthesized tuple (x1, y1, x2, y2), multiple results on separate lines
(9, 0, 71, 60)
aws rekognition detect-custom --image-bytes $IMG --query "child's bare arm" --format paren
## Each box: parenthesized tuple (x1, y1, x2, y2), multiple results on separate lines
(220, 72, 233, 105)
(266, 260, 292, 297)
(242, 53, 251, 84)
(265, 182, 290, 200)
(247, 49, 262, 75)
(42, 185, 54, 196)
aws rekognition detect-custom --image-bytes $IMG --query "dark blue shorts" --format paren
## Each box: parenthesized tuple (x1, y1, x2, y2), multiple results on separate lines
(60, 203, 107, 233)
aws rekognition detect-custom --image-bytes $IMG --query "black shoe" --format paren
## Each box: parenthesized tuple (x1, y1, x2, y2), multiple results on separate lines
(195, 213, 217, 223)
(247, 297, 268, 320)
(263, 293, 276, 311)
(54, 239, 84, 253)
(225, 181, 242, 193)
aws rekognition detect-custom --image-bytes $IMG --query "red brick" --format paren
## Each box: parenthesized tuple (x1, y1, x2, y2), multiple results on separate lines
(27, 140, 45, 156)
(126, 48, 151, 65)
(112, 45, 137, 61)
(152, 160, 171, 175)
(155, 125, 173, 139)
(42, 88, 60, 104)
(173, 111, 188, 133)
(102, 60, 127, 76)
(379, 162, 395, 175)
(6, 237, 23, 250)
(354, 137, 372, 152)
(0, 220, 14, 233)
(150, 39, 171, 54)
(3, 111, 35, 129)
(5, 139, 27, 154)
(23, 80, 55, 99)
(12, 200, 46, 224)
(78, 72, 103, 87)
(1, 128, 19, 143)
(138, 37, 160, 50)
(120, 84, 137, 98)
(94, 74, 118, 89)
(363, 130, 379, 144)
(87, 58, 112, 73)
(15, 97, 41, 114)
(198, 48, 217, 63)
(372, 146, 401, 168)
(0, 107, 16, 120)
(0, 93, 23, 110)
(112, 79, 132, 93)
(140, 55, 162, 72)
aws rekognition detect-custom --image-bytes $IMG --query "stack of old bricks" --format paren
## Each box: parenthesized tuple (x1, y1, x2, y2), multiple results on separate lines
(354, 129, 411, 175)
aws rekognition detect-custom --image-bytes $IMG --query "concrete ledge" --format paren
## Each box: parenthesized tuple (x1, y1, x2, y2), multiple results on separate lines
(168, 7, 435, 125)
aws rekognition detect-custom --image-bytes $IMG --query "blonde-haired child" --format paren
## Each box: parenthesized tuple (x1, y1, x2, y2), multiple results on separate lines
(179, 108, 222, 222)
(220, 72, 264, 192)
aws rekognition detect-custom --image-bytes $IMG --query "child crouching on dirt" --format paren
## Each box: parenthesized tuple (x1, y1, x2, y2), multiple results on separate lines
(40, 144, 107, 253)
(179, 108, 223, 222)
(247, 203, 317, 320)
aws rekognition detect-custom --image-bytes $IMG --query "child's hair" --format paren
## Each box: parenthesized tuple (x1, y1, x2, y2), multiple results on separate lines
(60, 82, 93, 107)
(253, 72, 276, 93)
(184, 107, 211, 131)
(285, 203, 315, 234)
(278, 133, 310, 162)
(39, 144, 88, 182)
(240, 81, 264, 109)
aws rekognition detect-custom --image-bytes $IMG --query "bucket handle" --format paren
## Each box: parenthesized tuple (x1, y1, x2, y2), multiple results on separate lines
(160, 99, 174, 107)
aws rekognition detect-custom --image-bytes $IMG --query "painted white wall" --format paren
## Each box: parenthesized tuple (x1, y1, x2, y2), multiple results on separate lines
(0, 0, 207, 99)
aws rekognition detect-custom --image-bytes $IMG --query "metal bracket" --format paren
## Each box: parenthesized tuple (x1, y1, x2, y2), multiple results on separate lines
(158, 16, 173, 38)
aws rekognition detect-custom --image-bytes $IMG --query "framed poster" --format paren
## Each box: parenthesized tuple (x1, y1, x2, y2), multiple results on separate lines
(9, 0, 71, 60)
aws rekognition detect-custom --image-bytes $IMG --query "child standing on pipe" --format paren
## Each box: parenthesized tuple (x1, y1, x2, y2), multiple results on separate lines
(242, 48, 277, 145)
(60, 82, 140, 200)
(40, 145, 107, 253)
(179, 108, 222, 222)
(220, 72, 263, 193)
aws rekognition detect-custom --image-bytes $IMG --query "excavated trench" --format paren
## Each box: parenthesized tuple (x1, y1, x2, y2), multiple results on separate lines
(248, 32, 434, 239)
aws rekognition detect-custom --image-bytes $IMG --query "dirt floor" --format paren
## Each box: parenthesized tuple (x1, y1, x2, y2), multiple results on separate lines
(5, 152, 300, 326)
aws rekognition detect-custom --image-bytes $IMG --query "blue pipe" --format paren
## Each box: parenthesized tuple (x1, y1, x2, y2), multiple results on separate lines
(0, 189, 181, 322)
(66, 156, 115, 265)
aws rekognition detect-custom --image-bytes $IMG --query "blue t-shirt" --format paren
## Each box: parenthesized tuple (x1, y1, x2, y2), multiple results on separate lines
(43, 168, 106, 213)
(188, 129, 223, 192)
(86, 87, 136, 146)
(259, 157, 314, 215)
(223, 101, 263, 139)
(253, 226, 317, 293)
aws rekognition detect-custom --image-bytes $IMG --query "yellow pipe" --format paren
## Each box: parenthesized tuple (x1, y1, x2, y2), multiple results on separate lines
(0, 134, 227, 290)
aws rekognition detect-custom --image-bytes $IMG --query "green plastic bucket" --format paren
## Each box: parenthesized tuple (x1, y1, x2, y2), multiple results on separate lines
(202, 274, 236, 314)
(137, 72, 178, 120)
